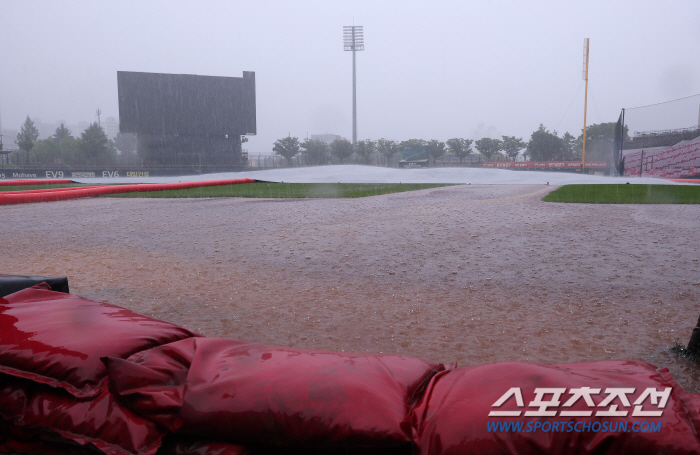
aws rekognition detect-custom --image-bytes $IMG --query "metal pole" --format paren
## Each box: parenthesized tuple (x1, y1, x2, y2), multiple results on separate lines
(352, 28, 357, 145)
(581, 38, 590, 173)
(620, 108, 625, 171)
(640, 150, 644, 177)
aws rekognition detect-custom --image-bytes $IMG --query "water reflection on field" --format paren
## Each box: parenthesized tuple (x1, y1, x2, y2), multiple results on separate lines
(2, 184, 700, 391)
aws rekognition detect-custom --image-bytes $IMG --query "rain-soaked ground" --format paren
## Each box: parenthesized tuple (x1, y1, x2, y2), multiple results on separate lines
(2, 183, 700, 391)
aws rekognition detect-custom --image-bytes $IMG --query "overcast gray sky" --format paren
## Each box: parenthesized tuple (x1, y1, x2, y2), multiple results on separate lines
(1, 1, 699, 155)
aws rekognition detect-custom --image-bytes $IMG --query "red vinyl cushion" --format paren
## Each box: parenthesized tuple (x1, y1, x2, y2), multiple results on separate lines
(0, 416, 102, 455)
(413, 360, 700, 455)
(157, 438, 249, 455)
(0, 285, 199, 398)
(105, 337, 443, 450)
(0, 438, 98, 455)
(0, 375, 164, 455)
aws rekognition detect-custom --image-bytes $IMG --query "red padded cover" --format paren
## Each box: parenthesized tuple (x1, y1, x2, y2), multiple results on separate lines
(106, 337, 443, 450)
(413, 361, 700, 455)
(157, 438, 249, 455)
(0, 375, 164, 455)
(0, 285, 199, 398)
(0, 416, 103, 455)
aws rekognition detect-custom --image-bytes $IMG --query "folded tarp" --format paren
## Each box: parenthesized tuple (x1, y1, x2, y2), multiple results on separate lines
(0, 415, 99, 455)
(0, 274, 69, 297)
(413, 361, 700, 455)
(0, 375, 164, 455)
(157, 437, 249, 455)
(0, 178, 255, 205)
(0, 284, 200, 398)
(105, 337, 444, 450)
(4, 280, 700, 454)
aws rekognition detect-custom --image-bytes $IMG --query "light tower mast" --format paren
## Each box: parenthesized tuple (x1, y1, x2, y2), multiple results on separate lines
(343, 25, 364, 145)
(581, 38, 590, 172)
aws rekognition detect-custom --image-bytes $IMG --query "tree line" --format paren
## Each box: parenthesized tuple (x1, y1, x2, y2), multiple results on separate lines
(8, 116, 138, 166)
(272, 122, 623, 166)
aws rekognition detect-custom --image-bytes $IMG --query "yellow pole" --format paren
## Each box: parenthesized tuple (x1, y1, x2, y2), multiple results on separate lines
(582, 38, 590, 172)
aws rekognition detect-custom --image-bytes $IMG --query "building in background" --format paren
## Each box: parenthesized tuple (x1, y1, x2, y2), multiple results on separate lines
(102, 117, 119, 139)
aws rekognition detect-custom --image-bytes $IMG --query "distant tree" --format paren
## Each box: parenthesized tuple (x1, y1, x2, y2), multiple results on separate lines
(54, 123, 72, 142)
(400, 138, 427, 148)
(525, 124, 563, 161)
(577, 122, 629, 163)
(500, 136, 525, 161)
(79, 122, 113, 165)
(474, 137, 502, 161)
(446, 138, 473, 163)
(562, 132, 577, 161)
(16, 116, 39, 163)
(376, 138, 400, 166)
(59, 136, 82, 165)
(300, 138, 328, 165)
(330, 138, 354, 163)
(114, 132, 137, 154)
(355, 139, 376, 164)
(426, 139, 446, 165)
(272, 136, 301, 165)
(114, 133, 138, 166)
(32, 138, 62, 164)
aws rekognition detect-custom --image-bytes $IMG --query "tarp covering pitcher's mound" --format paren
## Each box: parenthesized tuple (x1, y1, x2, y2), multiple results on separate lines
(1, 281, 699, 454)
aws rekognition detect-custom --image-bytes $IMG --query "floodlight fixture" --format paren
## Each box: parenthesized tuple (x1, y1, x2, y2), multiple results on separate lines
(343, 26, 364, 51)
(344, 25, 364, 145)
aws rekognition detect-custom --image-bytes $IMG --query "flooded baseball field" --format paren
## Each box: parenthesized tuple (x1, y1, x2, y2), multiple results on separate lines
(2, 183, 700, 391)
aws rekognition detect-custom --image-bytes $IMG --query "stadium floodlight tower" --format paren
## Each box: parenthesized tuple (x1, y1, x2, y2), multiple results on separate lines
(344, 25, 364, 145)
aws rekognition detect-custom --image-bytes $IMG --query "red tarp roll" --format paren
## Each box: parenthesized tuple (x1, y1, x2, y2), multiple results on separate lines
(105, 337, 444, 450)
(413, 361, 700, 455)
(157, 438, 249, 455)
(0, 178, 255, 205)
(0, 375, 164, 455)
(0, 284, 200, 398)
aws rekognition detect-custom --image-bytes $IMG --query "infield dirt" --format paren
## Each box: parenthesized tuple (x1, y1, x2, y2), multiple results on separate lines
(2, 184, 699, 390)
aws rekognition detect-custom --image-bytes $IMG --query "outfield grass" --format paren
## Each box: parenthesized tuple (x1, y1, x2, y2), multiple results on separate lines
(542, 184, 700, 204)
(104, 182, 454, 198)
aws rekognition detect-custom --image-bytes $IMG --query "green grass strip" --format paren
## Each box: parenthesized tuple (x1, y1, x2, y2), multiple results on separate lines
(105, 182, 453, 198)
(542, 184, 700, 204)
